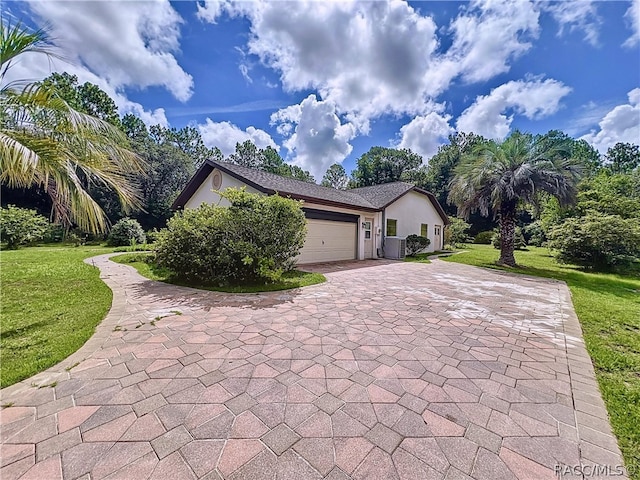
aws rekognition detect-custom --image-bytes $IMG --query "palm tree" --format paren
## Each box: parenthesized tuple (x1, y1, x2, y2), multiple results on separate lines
(1, 19, 142, 233)
(448, 131, 581, 267)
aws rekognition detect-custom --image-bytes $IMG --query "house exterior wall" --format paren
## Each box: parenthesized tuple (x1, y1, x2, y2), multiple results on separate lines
(383, 191, 445, 252)
(302, 202, 382, 260)
(184, 168, 260, 209)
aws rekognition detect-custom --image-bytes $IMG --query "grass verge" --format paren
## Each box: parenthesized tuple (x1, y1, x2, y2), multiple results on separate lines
(441, 244, 640, 476)
(111, 253, 326, 293)
(0, 245, 114, 388)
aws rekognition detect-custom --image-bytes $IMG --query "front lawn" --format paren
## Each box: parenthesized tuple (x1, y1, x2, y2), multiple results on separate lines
(112, 253, 326, 293)
(442, 244, 640, 476)
(0, 245, 114, 388)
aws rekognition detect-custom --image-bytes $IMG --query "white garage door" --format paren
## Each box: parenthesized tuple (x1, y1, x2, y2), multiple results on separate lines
(297, 219, 357, 264)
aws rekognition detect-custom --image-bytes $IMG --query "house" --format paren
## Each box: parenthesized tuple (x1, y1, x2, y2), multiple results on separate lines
(172, 160, 449, 264)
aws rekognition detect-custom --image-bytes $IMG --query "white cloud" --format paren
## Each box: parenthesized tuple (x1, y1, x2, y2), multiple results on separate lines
(543, 1, 601, 46)
(623, 0, 640, 47)
(270, 94, 356, 180)
(397, 111, 454, 161)
(1, 50, 169, 127)
(580, 88, 640, 153)
(199, 0, 542, 130)
(444, 0, 540, 84)
(26, 0, 193, 101)
(456, 78, 572, 140)
(198, 119, 277, 156)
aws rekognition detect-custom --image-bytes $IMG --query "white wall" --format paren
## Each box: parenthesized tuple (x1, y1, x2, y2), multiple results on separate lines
(184, 168, 260, 209)
(384, 191, 445, 252)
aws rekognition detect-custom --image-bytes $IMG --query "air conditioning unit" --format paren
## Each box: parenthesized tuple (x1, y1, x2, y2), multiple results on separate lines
(384, 236, 406, 259)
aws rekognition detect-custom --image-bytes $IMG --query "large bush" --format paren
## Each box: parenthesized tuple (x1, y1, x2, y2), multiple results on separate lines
(405, 234, 430, 256)
(0, 205, 49, 249)
(107, 218, 146, 246)
(548, 212, 640, 271)
(445, 217, 470, 248)
(155, 188, 307, 285)
(473, 231, 493, 244)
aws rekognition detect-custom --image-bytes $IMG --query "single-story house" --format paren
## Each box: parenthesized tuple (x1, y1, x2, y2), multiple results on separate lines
(172, 160, 449, 264)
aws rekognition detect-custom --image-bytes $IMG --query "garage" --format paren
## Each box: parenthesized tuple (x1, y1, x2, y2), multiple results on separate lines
(297, 210, 358, 264)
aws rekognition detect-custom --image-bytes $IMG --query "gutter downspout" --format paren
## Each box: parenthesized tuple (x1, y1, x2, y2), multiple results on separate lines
(381, 209, 386, 258)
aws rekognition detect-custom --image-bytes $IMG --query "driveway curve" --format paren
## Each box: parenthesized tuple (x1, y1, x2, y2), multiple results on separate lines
(0, 254, 626, 479)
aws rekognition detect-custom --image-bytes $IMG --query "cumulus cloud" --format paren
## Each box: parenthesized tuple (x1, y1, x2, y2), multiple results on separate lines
(580, 88, 640, 153)
(445, 0, 540, 84)
(198, 0, 542, 130)
(544, 1, 601, 46)
(623, 0, 640, 47)
(397, 111, 454, 161)
(456, 78, 572, 139)
(198, 119, 277, 156)
(26, 0, 193, 101)
(270, 95, 356, 180)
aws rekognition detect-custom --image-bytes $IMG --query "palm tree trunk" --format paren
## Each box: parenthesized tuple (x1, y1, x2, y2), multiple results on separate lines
(498, 202, 517, 267)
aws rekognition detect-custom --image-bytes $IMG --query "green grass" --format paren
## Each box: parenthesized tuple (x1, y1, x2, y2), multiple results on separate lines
(442, 244, 640, 477)
(404, 253, 432, 263)
(111, 253, 326, 293)
(0, 245, 114, 388)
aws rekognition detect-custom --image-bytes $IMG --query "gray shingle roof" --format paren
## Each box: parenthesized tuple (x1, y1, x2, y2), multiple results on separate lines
(173, 160, 449, 224)
(213, 161, 377, 209)
(349, 182, 415, 209)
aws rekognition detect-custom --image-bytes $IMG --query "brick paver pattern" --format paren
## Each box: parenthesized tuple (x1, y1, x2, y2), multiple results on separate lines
(0, 254, 626, 479)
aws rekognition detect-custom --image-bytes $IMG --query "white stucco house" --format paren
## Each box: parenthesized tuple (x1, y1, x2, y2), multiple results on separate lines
(172, 160, 450, 264)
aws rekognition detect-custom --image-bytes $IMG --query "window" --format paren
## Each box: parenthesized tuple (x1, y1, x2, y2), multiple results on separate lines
(434, 225, 441, 236)
(420, 223, 428, 237)
(364, 221, 371, 239)
(386, 219, 397, 236)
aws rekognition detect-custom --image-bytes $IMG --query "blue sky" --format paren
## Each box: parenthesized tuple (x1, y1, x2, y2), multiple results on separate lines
(6, 0, 640, 179)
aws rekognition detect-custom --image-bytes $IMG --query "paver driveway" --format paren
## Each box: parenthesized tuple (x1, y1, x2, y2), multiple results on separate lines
(1, 255, 626, 480)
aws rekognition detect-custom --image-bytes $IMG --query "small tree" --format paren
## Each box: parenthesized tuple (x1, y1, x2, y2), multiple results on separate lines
(0, 205, 49, 249)
(107, 218, 146, 246)
(548, 212, 640, 271)
(405, 234, 430, 256)
(444, 217, 470, 248)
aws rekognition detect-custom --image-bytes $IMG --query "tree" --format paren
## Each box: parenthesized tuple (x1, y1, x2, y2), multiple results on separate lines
(0, 19, 142, 233)
(321, 163, 349, 189)
(228, 140, 262, 168)
(449, 131, 581, 267)
(535, 130, 602, 176)
(148, 124, 219, 168)
(120, 115, 196, 229)
(604, 142, 640, 174)
(42, 72, 120, 126)
(226, 141, 315, 182)
(351, 147, 422, 187)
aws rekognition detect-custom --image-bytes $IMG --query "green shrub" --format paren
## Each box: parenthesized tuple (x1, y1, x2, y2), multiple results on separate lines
(473, 231, 494, 244)
(492, 227, 526, 250)
(445, 217, 471, 248)
(155, 188, 306, 285)
(405, 234, 430, 256)
(145, 228, 161, 244)
(548, 212, 640, 271)
(524, 221, 546, 247)
(0, 205, 50, 249)
(107, 217, 146, 247)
